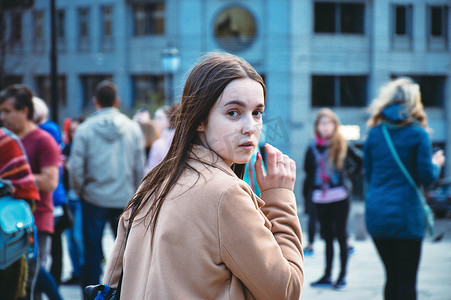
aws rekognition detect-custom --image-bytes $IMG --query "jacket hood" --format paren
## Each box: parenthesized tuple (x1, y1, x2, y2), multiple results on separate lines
(381, 104, 409, 123)
(91, 108, 129, 142)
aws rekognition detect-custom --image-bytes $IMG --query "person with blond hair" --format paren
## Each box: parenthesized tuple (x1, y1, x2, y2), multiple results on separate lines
(364, 77, 444, 300)
(306, 108, 362, 290)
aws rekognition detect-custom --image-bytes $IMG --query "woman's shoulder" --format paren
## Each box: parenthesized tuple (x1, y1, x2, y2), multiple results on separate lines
(185, 162, 251, 195)
(207, 167, 251, 195)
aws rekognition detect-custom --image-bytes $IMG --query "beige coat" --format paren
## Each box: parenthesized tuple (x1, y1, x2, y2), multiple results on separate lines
(103, 145, 304, 299)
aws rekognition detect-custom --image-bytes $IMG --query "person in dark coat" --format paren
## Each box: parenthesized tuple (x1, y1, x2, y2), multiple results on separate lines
(364, 77, 445, 300)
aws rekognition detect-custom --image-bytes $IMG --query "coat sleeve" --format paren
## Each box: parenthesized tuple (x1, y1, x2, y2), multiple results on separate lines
(103, 212, 130, 288)
(218, 183, 304, 300)
(416, 128, 440, 187)
(68, 130, 86, 197)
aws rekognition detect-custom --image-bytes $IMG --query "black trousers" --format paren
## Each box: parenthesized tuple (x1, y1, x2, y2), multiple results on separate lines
(307, 201, 318, 245)
(373, 239, 422, 300)
(316, 198, 349, 278)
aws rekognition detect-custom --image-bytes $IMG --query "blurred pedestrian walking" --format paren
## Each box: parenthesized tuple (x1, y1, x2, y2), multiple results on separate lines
(0, 85, 61, 300)
(101, 53, 304, 299)
(308, 108, 362, 290)
(61, 117, 85, 286)
(69, 80, 145, 288)
(144, 105, 177, 173)
(31, 96, 65, 299)
(136, 120, 160, 158)
(364, 77, 445, 300)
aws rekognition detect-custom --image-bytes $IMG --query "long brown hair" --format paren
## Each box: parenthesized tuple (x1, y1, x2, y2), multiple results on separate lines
(124, 53, 266, 240)
(314, 108, 348, 170)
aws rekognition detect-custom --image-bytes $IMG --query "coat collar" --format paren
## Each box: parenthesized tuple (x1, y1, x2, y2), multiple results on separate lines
(188, 144, 237, 178)
(188, 144, 265, 209)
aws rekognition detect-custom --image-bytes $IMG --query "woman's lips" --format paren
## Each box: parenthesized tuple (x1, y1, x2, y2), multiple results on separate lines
(238, 142, 254, 151)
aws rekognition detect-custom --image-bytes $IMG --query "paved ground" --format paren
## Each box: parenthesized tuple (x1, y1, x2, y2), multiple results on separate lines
(56, 202, 451, 300)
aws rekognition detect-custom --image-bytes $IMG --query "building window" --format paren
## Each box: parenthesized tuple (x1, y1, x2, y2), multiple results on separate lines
(0, 76, 22, 90)
(33, 11, 44, 40)
(132, 75, 165, 107)
(80, 75, 113, 108)
(214, 7, 257, 52)
(311, 75, 367, 107)
(11, 13, 22, 43)
(312, 76, 335, 106)
(430, 6, 447, 37)
(391, 75, 446, 108)
(395, 5, 410, 35)
(35, 76, 67, 106)
(100, 6, 114, 51)
(427, 5, 448, 50)
(133, 3, 165, 36)
(391, 4, 413, 49)
(78, 7, 90, 51)
(33, 10, 45, 52)
(314, 2, 365, 34)
(101, 6, 113, 37)
(56, 9, 66, 51)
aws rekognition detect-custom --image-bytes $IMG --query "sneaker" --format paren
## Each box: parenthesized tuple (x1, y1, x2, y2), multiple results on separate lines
(304, 246, 314, 257)
(311, 275, 332, 288)
(333, 277, 346, 290)
(348, 245, 355, 255)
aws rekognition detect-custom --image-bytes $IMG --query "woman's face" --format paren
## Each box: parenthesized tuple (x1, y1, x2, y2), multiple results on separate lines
(198, 78, 265, 166)
(317, 116, 336, 139)
(154, 108, 169, 133)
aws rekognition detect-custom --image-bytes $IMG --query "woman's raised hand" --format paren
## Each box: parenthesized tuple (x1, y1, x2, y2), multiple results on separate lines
(432, 150, 445, 167)
(254, 144, 296, 192)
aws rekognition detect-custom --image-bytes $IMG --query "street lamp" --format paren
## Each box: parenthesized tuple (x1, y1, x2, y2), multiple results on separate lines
(161, 46, 180, 105)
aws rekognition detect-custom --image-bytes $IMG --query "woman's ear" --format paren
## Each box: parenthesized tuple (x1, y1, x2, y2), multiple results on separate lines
(197, 122, 205, 132)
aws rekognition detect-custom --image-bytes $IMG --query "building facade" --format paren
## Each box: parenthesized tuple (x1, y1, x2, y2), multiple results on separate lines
(2, 0, 450, 196)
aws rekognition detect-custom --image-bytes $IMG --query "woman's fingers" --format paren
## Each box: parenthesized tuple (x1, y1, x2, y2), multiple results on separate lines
(258, 144, 296, 192)
(254, 152, 265, 188)
(265, 143, 277, 170)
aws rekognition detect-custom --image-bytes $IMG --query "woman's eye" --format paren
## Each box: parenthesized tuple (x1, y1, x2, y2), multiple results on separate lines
(227, 111, 239, 117)
(253, 110, 263, 117)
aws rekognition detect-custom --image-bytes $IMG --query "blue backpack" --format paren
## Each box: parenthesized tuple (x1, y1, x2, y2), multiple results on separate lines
(0, 182, 36, 269)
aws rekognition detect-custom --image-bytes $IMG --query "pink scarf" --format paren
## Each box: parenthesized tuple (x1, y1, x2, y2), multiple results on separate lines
(315, 135, 330, 189)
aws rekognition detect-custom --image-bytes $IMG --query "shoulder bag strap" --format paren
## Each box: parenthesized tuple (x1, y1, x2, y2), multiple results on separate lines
(381, 125, 418, 191)
(381, 125, 434, 234)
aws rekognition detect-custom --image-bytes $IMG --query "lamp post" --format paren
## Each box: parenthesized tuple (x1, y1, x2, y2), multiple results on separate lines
(161, 46, 180, 105)
(50, 0, 58, 122)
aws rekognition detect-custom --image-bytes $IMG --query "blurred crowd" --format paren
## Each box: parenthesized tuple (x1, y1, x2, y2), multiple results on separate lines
(0, 74, 445, 300)
(0, 81, 181, 299)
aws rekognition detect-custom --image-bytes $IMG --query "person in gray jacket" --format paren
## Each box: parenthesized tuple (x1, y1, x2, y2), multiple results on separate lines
(69, 80, 145, 288)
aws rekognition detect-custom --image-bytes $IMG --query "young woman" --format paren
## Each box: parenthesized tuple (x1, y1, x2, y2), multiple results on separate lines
(102, 53, 304, 299)
(364, 77, 444, 300)
(306, 108, 362, 290)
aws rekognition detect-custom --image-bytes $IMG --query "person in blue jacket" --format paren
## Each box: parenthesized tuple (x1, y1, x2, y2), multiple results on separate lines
(364, 77, 445, 300)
